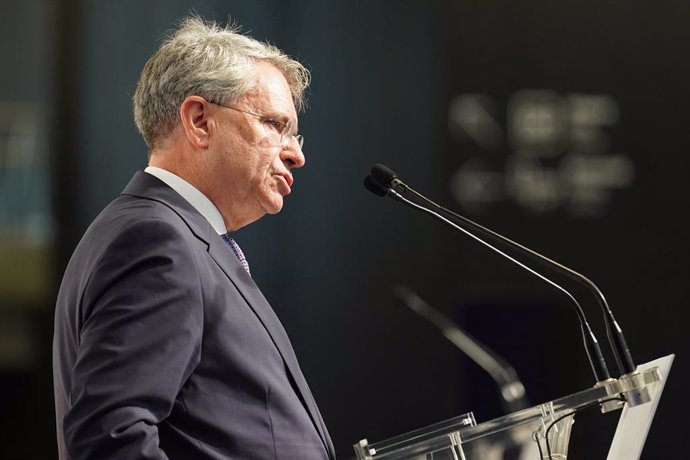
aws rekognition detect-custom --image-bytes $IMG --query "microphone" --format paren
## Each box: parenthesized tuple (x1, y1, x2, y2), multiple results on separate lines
(393, 284, 529, 414)
(368, 163, 635, 377)
(364, 164, 614, 384)
(363, 175, 388, 197)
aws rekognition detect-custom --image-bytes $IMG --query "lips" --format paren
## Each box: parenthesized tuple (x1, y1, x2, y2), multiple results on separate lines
(274, 172, 293, 194)
(280, 172, 293, 188)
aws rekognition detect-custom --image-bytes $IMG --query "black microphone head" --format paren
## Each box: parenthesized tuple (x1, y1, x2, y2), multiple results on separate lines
(370, 164, 397, 188)
(363, 175, 388, 197)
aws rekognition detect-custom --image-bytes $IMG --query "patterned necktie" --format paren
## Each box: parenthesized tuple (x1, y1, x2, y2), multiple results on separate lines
(220, 233, 251, 275)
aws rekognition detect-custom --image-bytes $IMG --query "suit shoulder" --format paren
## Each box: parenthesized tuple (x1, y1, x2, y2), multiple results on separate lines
(89, 194, 196, 241)
(65, 195, 203, 283)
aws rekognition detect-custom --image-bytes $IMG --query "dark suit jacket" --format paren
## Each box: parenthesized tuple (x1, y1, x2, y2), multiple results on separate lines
(53, 172, 335, 459)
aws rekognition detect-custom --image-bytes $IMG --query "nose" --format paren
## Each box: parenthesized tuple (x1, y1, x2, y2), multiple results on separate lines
(280, 138, 306, 169)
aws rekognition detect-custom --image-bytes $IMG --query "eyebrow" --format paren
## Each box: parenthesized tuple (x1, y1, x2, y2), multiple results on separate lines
(271, 112, 298, 134)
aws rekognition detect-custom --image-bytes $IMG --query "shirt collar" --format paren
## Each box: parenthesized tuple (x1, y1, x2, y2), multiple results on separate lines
(144, 166, 227, 235)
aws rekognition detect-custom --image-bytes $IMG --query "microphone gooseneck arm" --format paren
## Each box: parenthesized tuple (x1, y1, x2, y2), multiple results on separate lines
(393, 178, 635, 376)
(394, 285, 529, 413)
(384, 187, 611, 383)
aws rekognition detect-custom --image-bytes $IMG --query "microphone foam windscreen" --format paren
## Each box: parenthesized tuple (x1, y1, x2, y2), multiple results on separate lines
(370, 164, 397, 187)
(363, 175, 388, 197)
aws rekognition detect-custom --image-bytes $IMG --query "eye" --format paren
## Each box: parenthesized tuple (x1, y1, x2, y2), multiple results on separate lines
(265, 118, 287, 134)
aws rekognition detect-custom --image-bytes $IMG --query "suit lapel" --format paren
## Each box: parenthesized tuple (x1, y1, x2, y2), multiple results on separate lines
(207, 236, 335, 458)
(122, 172, 334, 458)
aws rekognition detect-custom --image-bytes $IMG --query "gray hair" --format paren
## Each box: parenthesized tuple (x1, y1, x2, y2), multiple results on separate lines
(133, 16, 311, 150)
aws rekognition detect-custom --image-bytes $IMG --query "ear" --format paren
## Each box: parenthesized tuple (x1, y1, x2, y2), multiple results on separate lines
(179, 96, 213, 149)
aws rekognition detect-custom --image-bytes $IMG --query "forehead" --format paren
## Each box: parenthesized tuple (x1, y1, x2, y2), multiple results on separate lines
(242, 61, 297, 121)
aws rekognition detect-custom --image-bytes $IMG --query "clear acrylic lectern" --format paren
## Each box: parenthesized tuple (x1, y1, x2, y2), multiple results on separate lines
(354, 355, 673, 460)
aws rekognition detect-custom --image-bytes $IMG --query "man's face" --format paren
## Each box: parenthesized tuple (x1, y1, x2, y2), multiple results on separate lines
(204, 61, 305, 230)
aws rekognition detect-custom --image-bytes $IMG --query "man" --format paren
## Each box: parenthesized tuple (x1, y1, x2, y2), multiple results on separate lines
(53, 16, 335, 459)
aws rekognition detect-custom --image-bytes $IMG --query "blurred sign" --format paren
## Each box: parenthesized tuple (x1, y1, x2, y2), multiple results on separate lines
(448, 90, 635, 217)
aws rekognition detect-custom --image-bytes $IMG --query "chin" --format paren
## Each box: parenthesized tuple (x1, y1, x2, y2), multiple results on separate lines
(262, 196, 284, 215)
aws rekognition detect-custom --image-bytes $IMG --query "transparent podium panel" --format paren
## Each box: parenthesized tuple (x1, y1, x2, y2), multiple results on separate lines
(353, 413, 477, 460)
(355, 356, 672, 460)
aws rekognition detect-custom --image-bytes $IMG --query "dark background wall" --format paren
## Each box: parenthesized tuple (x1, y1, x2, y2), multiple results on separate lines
(0, 1, 687, 458)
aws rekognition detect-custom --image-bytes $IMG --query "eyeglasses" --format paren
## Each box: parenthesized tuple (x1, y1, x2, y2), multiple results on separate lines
(209, 101, 304, 148)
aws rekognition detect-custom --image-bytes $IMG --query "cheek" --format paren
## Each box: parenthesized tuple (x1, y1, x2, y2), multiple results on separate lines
(245, 152, 274, 188)
(260, 149, 281, 172)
